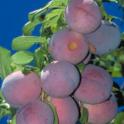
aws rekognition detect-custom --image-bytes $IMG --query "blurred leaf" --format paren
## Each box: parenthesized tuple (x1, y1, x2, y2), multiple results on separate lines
(0, 102, 11, 119)
(112, 0, 118, 2)
(22, 65, 40, 75)
(113, 82, 120, 90)
(80, 106, 88, 124)
(11, 51, 34, 65)
(113, 90, 124, 107)
(114, 112, 124, 124)
(94, 48, 124, 77)
(0, 47, 12, 79)
(76, 63, 85, 73)
(119, 54, 124, 62)
(34, 48, 44, 68)
(118, 0, 124, 6)
(11, 63, 24, 72)
(112, 63, 122, 77)
(8, 115, 16, 124)
(0, 90, 4, 103)
(48, 102, 59, 124)
(12, 36, 42, 51)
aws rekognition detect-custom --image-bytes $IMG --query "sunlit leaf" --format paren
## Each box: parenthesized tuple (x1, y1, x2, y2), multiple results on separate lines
(23, 20, 41, 36)
(0, 47, 12, 79)
(114, 112, 124, 124)
(12, 36, 42, 50)
(11, 51, 34, 65)
(8, 115, 16, 124)
(42, 8, 65, 33)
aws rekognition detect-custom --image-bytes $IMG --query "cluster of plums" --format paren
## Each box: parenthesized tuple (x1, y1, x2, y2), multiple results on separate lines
(1, 0, 121, 124)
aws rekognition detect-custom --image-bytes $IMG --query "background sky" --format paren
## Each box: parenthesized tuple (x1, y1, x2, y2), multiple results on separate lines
(0, 0, 50, 50)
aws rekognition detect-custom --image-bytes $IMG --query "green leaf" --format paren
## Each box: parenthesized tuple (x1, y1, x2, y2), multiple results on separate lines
(11, 63, 24, 72)
(23, 20, 41, 36)
(0, 108, 11, 119)
(11, 51, 34, 65)
(76, 63, 85, 74)
(34, 48, 44, 68)
(48, 0, 68, 8)
(48, 102, 59, 124)
(34, 47, 50, 69)
(0, 100, 12, 119)
(112, 63, 122, 77)
(0, 90, 4, 103)
(80, 106, 88, 124)
(0, 47, 12, 79)
(109, 0, 118, 3)
(22, 65, 40, 75)
(42, 9, 64, 32)
(28, 0, 68, 22)
(12, 36, 42, 50)
(9, 115, 16, 124)
(100, 0, 118, 3)
(28, 1, 52, 22)
(45, 9, 63, 21)
(114, 112, 124, 124)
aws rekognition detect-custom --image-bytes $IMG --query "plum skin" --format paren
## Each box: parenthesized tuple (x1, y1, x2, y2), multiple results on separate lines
(85, 20, 121, 55)
(51, 97, 79, 124)
(49, 28, 88, 64)
(41, 61, 80, 98)
(84, 94, 118, 124)
(16, 100, 54, 124)
(65, 0, 102, 33)
(1, 71, 42, 108)
(74, 64, 113, 104)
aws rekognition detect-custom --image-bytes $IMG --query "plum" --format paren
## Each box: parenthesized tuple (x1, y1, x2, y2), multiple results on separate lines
(41, 61, 80, 98)
(85, 20, 121, 55)
(1, 71, 41, 108)
(84, 94, 118, 124)
(16, 100, 54, 124)
(51, 97, 79, 124)
(49, 28, 88, 64)
(74, 64, 113, 104)
(65, 0, 102, 33)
